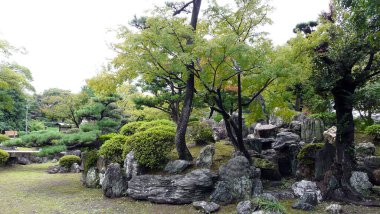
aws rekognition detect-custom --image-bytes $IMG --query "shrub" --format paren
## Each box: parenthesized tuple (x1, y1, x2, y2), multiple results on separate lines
(1, 138, 22, 147)
(254, 197, 286, 214)
(0, 134, 10, 142)
(187, 121, 214, 145)
(0, 149, 10, 165)
(123, 128, 175, 169)
(310, 112, 336, 127)
(59, 155, 81, 168)
(37, 145, 67, 157)
(6, 130, 63, 147)
(99, 135, 128, 164)
(59, 130, 100, 146)
(98, 133, 118, 143)
(62, 128, 80, 134)
(297, 143, 324, 165)
(79, 123, 99, 132)
(119, 121, 146, 136)
(365, 124, 380, 141)
(84, 150, 99, 173)
(135, 120, 175, 133)
(28, 120, 45, 132)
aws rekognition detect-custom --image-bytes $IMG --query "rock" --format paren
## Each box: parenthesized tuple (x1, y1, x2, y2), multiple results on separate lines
(314, 143, 335, 180)
(124, 151, 142, 180)
(244, 137, 275, 153)
(102, 163, 128, 198)
(252, 179, 263, 196)
(292, 180, 322, 202)
(252, 211, 281, 214)
(292, 201, 314, 211)
(47, 165, 60, 174)
(237, 200, 256, 214)
(298, 190, 318, 206)
(192, 201, 220, 213)
(323, 126, 336, 144)
(17, 156, 31, 165)
(67, 149, 81, 157)
(293, 113, 307, 122)
(363, 156, 380, 169)
(350, 171, 373, 196)
(269, 113, 285, 128)
(99, 172, 105, 186)
(248, 124, 257, 135)
(97, 155, 109, 173)
(164, 160, 192, 174)
(70, 163, 81, 173)
(356, 143, 376, 157)
(371, 169, 380, 185)
(301, 117, 324, 143)
(52, 159, 58, 163)
(263, 191, 295, 200)
(325, 204, 343, 214)
(258, 150, 281, 181)
(196, 144, 215, 168)
(273, 132, 300, 150)
(85, 167, 99, 188)
(127, 169, 216, 204)
(261, 192, 278, 202)
(210, 156, 255, 205)
(254, 124, 277, 138)
(290, 121, 302, 135)
(212, 120, 228, 141)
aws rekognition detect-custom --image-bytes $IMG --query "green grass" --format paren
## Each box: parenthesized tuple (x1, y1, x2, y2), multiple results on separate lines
(0, 163, 236, 214)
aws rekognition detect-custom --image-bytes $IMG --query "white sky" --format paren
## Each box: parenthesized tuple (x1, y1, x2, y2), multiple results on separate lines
(0, 0, 329, 93)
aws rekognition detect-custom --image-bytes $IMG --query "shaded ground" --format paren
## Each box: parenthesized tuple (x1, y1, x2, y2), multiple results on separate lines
(0, 163, 235, 214)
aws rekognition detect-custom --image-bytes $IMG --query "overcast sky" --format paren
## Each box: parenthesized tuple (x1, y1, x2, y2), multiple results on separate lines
(0, 0, 329, 93)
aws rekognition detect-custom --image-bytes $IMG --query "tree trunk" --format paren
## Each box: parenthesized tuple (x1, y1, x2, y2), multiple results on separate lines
(174, 0, 202, 161)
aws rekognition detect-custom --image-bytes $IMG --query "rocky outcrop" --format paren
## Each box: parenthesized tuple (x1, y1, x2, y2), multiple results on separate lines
(70, 163, 81, 173)
(211, 120, 228, 141)
(314, 143, 335, 180)
(254, 124, 277, 138)
(210, 156, 257, 205)
(237, 200, 257, 214)
(301, 118, 324, 143)
(124, 151, 142, 180)
(85, 167, 99, 188)
(273, 132, 300, 150)
(102, 163, 128, 198)
(325, 204, 343, 214)
(164, 160, 192, 174)
(350, 171, 373, 196)
(292, 190, 318, 211)
(323, 126, 336, 144)
(192, 201, 220, 213)
(244, 137, 274, 153)
(356, 143, 376, 157)
(127, 169, 217, 204)
(196, 144, 215, 168)
(292, 180, 322, 202)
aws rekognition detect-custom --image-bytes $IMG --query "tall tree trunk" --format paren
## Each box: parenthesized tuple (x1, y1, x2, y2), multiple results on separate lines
(175, 0, 202, 161)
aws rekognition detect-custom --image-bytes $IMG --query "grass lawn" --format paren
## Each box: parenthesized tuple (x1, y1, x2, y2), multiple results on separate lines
(0, 163, 237, 214)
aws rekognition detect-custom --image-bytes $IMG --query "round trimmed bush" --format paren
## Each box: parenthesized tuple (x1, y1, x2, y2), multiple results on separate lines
(119, 121, 146, 136)
(135, 120, 175, 133)
(187, 121, 214, 145)
(99, 135, 129, 164)
(0, 149, 10, 165)
(0, 134, 10, 142)
(59, 155, 81, 169)
(99, 133, 118, 143)
(123, 127, 176, 169)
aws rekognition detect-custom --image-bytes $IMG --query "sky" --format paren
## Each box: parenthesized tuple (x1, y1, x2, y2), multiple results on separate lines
(0, 0, 330, 93)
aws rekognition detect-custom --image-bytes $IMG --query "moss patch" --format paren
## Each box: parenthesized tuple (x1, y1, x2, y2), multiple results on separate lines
(254, 158, 276, 169)
(296, 143, 324, 165)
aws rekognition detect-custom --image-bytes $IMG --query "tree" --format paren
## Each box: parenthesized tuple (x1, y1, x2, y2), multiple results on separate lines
(354, 80, 380, 125)
(306, 0, 380, 203)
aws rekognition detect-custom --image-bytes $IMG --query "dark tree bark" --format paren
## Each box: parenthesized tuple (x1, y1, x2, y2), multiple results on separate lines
(175, 0, 202, 161)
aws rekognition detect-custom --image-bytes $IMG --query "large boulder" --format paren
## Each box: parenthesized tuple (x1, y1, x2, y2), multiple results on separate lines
(210, 156, 257, 205)
(289, 121, 302, 135)
(192, 201, 220, 213)
(301, 117, 324, 143)
(237, 200, 257, 214)
(254, 124, 277, 138)
(371, 169, 380, 185)
(257, 150, 281, 181)
(124, 151, 142, 180)
(70, 163, 81, 173)
(164, 160, 192, 174)
(292, 180, 322, 202)
(325, 204, 343, 214)
(273, 132, 300, 150)
(212, 120, 228, 141)
(363, 156, 380, 169)
(244, 137, 274, 153)
(102, 163, 128, 198)
(350, 171, 373, 196)
(196, 144, 215, 168)
(323, 126, 336, 144)
(292, 190, 318, 211)
(85, 167, 99, 188)
(314, 143, 335, 180)
(356, 143, 376, 157)
(127, 169, 216, 204)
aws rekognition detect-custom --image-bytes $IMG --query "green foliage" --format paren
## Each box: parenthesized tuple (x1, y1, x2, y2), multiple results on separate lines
(1, 138, 22, 147)
(354, 81, 380, 125)
(253, 158, 276, 169)
(99, 135, 128, 164)
(123, 128, 175, 169)
(62, 128, 80, 134)
(135, 120, 175, 133)
(79, 123, 99, 132)
(28, 120, 45, 132)
(0, 134, 10, 142)
(0, 149, 9, 164)
(3, 130, 62, 147)
(59, 130, 100, 146)
(254, 197, 286, 214)
(354, 118, 372, 132)
(59, 155, 81, 168)
(365, 124, 380, 141)
(187, 121, 214, 145)
(310, 112, 336, 127)
(84, 150, 99, 173)
(297, 143, 324, 165)
(119, 121, 146, 136)
(98, 133, 118, 143)
(37, 145, 66, 157)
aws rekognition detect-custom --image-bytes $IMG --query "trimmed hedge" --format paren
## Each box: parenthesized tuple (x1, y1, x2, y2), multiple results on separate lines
(0, 134, 10, 142)
(187, 121, 214, 145)
(98, 133, 118, 143)
(59, 155, 81, 168)
(135, 120, 175, 133)
(99, 135, 129, 164)
(119, 121, 146, 136)
(123, 126, 175, 169)
(37, 145, 67, 157)
(0, 149, 9, 165)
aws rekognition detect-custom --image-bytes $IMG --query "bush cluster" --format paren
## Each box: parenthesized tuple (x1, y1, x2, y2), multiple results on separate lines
(187, 121, 214, 145)
(59, 130, 100, 146)
(0, 134, 10, 142)
(59, 155, 81, 168)
(0, 149, 10, 165)
(119, 121, 146, 136)
(99, 135, 128, 164)
(98, 133, 118, 143)
(37, 145, 67, 157)
(84, 150, 99, 173)
(119, 120, 175, 136)
(365, 124, 380, 141)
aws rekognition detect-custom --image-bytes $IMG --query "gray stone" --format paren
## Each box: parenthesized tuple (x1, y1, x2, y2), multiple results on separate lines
(252, 211, 281, 214)
(292, 201, 314, 211)
(323, 126, 336, 144)
(356, 143, 376, 157)
(46, 165, 60, 174)
(236, 200, 255, 214)
(192, 201, 220, 213)
(252, 179, 263, 196)
(290, 121, 302, 135)
(263, 191, 295, 200)
(70, 163, 81, 173)
(350, 171, 373, 196)
(210, 156, 256, 205)
(254, 124, 277, 138)
(363, 156, 380, 169)
(298, 190, 318, 206)
(269, 113, 285, 128)
(292, 180, 322, 202)
(67, 149, 81, 157)
(17, 156, 30, 165)
(301, 117, 324, 143)
(127, 169, 216, 204)
(124, 151, 142, 180)
(97, 155, 108, 173)
(273, 132, 300, 150)
(212, 120, 228, 141)
(85, 167, 99, 188)
(99, 172, 105, 186)
(102, 163, 128, 198)
(196, 144, 215, 168)
(314, 143, 335, 180)
(325, 204, 343, 214)
(244, 137, 275, 152)
(164, 160, 192, 174)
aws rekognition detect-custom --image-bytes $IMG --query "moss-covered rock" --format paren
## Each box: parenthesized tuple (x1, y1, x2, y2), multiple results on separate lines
(296, 143, 324, 165)
(59, 155, 81, 169)
(254, 158, 276, 169)
(84, 150, 99, 173)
